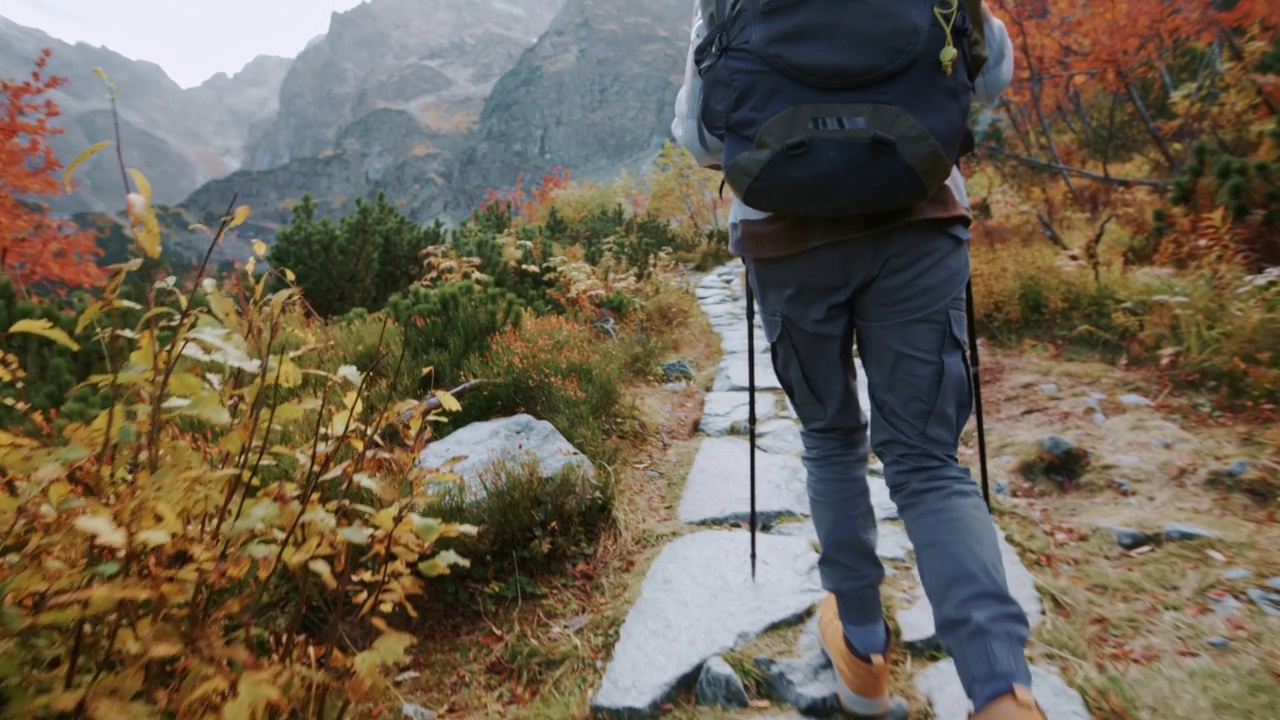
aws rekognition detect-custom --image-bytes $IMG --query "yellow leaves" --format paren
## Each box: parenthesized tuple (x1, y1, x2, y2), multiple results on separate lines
(433, 389, 462, 413)
(417, 549, 469, 578)
(8, 318, 80, 351)
(126, 187, 163, 259)
(228, 205, 252, 230)
(126, 168, 152, 203)
(307, 559, 338, 590)
(273, 359, 303, 389)
(72, 513, 127, 549)
(352, 630, 414, 687)
(222, 669, 285, 720)
(134, 528, 172, 549)
(64, 141, 112, 192)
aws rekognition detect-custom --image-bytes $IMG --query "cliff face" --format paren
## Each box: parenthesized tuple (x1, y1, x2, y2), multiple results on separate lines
(0, 15, 289, 213)
(179, 0, 695, 250)
(457, 0, 692, 197)
(243, 0, 566, 170)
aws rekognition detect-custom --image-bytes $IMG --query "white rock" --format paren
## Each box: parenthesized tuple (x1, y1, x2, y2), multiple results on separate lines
(591, 531, 823, 716)
(415, 414, 592, 499)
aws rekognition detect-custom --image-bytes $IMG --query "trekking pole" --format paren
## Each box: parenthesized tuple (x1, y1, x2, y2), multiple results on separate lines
(745, 265, 758, 580)
(964, 278, 991, 511)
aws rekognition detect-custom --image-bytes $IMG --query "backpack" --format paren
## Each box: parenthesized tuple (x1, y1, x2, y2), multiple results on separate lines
(694, 0, 988, 219)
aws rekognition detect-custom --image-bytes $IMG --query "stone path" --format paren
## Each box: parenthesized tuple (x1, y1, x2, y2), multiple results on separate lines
(592, 264, 1092, 719)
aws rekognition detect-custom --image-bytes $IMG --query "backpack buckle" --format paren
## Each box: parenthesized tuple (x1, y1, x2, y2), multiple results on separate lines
(784, 138, 810, 156)
(871, 132, 897, 150)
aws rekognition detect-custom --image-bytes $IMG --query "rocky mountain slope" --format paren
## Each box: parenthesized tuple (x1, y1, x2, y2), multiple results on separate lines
(184, 0, 692, 246)
(243, 0, 567, 170)
(0, 15, 290, 214)
(458, 0, 692, 200)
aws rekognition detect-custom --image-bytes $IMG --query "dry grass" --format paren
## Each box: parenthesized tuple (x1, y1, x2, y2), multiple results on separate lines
(395, 287, 723, 719)
(973, 346, 1280, 720)
(396, 293, 1279, 719)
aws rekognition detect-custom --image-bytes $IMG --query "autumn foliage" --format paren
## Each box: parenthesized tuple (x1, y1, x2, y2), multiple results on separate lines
(0, 49, 101, 294)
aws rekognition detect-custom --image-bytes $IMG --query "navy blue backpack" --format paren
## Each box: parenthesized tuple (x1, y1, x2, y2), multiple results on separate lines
(695, 0, 988, 219)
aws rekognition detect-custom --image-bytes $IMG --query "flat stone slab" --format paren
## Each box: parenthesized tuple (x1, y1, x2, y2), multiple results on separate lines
(416, 413, 592, 498)
(757, 419, 804, 455)
(713, 354, 783, 392)
(591, 531, 824, 717)
(868, 474, 899, 521)
(915, 660, 1091, 720)
(699, 392, 779, 437)
(899, 530, 1042, 650)
(679, 437, 809, 525)
(718, 324, 771, 356)
(771, 520, 912, 562)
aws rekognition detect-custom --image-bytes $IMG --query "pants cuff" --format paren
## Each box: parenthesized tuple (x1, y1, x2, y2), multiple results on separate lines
(834, 586, 885, 626)
(949, 637, 1033, 702)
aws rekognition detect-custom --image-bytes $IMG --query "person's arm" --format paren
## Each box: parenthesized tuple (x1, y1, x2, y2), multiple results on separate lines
(671, 2, 724, 169)
(973, 2, 1015, 104)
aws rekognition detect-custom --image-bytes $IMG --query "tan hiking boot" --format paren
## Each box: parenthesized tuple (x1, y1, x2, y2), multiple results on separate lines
(816, 593, 895, 717)
(969, 685, 1048, 720)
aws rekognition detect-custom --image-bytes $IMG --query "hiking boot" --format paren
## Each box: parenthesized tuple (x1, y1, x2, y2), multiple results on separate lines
(969, 685, 1047, 720)
(816, 593, 899, 717)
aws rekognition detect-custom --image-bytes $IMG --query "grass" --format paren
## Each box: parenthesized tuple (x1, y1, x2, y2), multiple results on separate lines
(974, 349, 1280, 720)
(395, 282, 720, 718)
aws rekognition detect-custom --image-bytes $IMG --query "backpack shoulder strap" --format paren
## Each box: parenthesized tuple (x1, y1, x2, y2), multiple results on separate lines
(962, 0, 989, 82)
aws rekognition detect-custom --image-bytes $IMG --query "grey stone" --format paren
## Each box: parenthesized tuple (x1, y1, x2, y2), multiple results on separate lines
(915, 661, 1091, 720)
(769, 520, 912, 562)
(696, 656, 750, 709)
(1118, 393, 1152, 406)
(995, 479, 1010, 497)
(1163, 523, 1217, 542)
(899, 530, 1042, 650)
(1113, 478, 1132, 495)
(757, 419, 804, 455)
(1246, 588, 1280, 617)
(1041, 435, 1076, 459)
(1268, 577, 1280, 592)
(591, 531, 823, 716)
(1226, 460, 1250, 478)
(698, 392, 779, 437)
(1092, 412, 1108, 425)
(755, 652, 841, 717)
(401, 704, 437, 720)
(713, 354, 783, 392)
(661, 359, 695, 380)
(663, 381, 688, 392)
(1206, 636, 1231, 650)
(416, 414, 592, 499)
(1210, 593, 1244, 617)
(1104, 526, 1154, 551)
(718, 324, 771, 356)
(1222, 568, 1252, 581)
(1038, 384, 1060, 393)
(868, 474, 899, 521)
(679, 437, 809, 525)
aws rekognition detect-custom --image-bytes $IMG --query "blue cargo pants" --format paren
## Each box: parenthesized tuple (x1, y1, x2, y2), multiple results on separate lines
(744, 223, 1033, 703)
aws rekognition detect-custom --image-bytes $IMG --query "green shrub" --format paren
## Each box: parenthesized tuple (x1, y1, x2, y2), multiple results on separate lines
(385, 281, 525, 390)
(461, 313, 630, 463)
(430, 460, 614, 599)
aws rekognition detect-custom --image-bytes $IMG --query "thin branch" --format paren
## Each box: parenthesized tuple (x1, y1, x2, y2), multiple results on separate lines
(984, 146, 1174, 188)
(1124, 80, 1179, 171)
(1035, 213, 1069, 250)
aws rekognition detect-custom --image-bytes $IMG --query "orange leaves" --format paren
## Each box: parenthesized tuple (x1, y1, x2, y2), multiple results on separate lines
(1, 49, 103, 295)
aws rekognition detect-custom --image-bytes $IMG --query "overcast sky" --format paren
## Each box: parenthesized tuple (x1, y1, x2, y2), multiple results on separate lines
(5, 0, 367, 88)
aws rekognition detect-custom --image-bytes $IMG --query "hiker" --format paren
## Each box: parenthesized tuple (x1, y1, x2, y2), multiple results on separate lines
(672, 2, 1044, 719)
